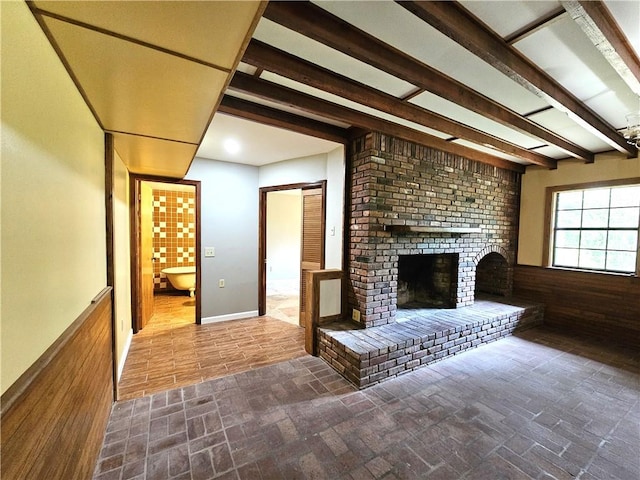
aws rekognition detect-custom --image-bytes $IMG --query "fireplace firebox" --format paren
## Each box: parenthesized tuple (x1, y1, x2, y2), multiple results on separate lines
(397, 254, 459, 308)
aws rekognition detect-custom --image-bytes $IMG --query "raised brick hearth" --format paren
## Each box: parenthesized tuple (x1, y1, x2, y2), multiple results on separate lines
(319, 296, 544, 388)
(347, 132, 520, 327)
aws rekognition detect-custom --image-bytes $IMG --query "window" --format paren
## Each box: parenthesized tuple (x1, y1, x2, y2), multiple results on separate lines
(550, 183, 640, 274)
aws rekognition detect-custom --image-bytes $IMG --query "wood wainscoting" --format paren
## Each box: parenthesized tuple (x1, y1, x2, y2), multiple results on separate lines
(513, 265, 640, 343)
(1, 287, 114, 480)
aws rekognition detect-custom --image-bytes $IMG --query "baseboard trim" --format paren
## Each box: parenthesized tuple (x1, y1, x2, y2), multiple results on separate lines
(201, 310, 259, 324)
(118, 329, 133, 381)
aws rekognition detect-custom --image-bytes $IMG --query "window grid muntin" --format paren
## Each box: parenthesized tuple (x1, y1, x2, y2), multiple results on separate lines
(552, 185, 640, 274)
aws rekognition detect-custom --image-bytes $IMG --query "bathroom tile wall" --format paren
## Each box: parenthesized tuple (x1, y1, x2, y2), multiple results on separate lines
(152, 189, 196, 291)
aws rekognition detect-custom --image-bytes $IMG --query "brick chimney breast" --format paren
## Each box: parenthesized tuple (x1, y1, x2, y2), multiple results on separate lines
(346, 133, 520, 328)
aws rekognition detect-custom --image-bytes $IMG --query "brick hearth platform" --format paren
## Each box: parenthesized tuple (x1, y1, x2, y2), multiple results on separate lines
(318, 296, 543, 388)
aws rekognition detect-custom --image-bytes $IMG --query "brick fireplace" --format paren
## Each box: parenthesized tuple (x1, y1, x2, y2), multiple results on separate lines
(347, 132, 519, 327)
(317, 132, 540, 388)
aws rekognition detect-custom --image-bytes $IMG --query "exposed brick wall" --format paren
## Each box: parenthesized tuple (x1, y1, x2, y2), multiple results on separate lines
(347, 132, 521, 327)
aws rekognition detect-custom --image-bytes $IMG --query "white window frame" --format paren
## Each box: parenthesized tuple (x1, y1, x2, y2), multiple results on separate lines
(544, 179, 640, 276)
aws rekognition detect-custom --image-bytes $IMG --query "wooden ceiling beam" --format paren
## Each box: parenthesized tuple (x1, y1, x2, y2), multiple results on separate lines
(228, 73, 525, 173)
(562, 1, 640, 95)
(218, 95, 349, 144)
(262, 1, 592, 163)
(243, 40, 556, 168)
(397, 0, 635, 156)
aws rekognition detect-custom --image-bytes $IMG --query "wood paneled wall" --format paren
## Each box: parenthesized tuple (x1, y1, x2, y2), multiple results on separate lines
(513, 265, 640, 343)
(1, 288, 114, 480)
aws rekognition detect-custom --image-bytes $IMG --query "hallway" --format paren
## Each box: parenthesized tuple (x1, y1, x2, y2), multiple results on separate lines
(95, 327, 639, 479)
(118, 294, 306, 400)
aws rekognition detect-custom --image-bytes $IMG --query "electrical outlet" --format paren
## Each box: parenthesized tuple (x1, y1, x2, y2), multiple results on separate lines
(352, 309, 361, 322)
(204, 247, 215, 257)
(218, 279, 225, 288)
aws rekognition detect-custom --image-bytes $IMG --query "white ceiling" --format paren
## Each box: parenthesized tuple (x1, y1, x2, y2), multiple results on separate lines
(196, 113, 341, 166)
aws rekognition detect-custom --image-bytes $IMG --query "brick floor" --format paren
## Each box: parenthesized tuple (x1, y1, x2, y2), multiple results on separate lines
(96, 327, 639, 479)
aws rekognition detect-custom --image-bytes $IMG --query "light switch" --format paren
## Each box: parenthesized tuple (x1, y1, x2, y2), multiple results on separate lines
(205, 247, 215, 257)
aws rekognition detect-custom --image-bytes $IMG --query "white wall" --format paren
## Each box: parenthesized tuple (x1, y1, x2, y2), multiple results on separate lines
(186, 159, 259, 319)
(326, 146, 346, 269)
(258, 153, 328, 186)
(1, 1, 106, 393)
(266, 191, 302, 282)
(259, 146, 346, 269)
(518, 151, 640, 266)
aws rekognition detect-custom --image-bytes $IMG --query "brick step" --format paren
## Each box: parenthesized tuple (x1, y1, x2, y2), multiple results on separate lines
(318, 296, 544, 388)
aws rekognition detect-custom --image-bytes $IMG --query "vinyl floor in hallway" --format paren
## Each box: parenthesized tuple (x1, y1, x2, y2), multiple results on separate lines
(96, 326, 639, 480)
(118, 294, 306, 400)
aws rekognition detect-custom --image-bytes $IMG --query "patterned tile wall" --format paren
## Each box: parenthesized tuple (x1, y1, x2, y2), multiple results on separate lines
(153, 189, 196, 291)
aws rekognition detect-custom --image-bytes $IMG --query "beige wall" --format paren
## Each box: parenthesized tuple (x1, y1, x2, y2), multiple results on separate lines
(266, 190, 302, 282)
(113, 151, 132, 379)
(1, 1, 106, 393)
(518, 152, 640, 266)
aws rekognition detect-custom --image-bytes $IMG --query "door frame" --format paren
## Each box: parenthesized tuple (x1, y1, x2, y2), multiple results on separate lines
(258, 181, 326, 316)
(130, 175, 202, 332)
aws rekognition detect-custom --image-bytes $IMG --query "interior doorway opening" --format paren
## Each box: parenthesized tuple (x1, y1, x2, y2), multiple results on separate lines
(259, 181, 326, 327)
(131, 176, 201, 333)
(265, 189, 302, 325)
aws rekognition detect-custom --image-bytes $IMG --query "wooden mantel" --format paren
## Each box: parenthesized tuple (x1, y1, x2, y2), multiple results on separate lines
(381, 224, 482, 234)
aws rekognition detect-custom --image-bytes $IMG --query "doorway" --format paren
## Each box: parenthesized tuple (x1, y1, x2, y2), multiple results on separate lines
(265, 189, 302, 325)
(259, 182, 326, 326)
(130, 176, 202, 332)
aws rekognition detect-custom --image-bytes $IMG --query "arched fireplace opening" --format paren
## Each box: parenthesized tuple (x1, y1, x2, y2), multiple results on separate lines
(475, 252, 510, 297)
